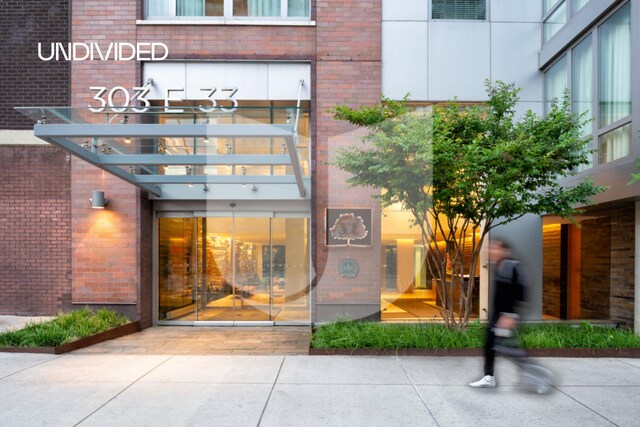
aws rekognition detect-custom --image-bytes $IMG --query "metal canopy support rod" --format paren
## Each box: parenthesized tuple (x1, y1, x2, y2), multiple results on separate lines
(44, 137, 162, 196)
(294, 79, 304, 135)
(285, 135, 306, 198)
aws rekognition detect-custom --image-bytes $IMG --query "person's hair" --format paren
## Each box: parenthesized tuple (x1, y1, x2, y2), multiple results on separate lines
(492, 237, 511, 251)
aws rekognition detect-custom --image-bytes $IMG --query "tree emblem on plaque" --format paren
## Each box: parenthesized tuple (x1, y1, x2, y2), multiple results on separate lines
(329, 213, 369, 246)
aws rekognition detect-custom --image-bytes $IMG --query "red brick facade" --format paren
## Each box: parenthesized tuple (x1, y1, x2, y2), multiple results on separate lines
(313, 1, 383, 321)
(0, 0, 70, 129)
(70, 0, 142, 312)
(0, 146, 72, 315)
(67, 0, 382, 322)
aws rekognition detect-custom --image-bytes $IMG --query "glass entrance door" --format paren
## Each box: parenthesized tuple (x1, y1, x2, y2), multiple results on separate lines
(158, 214, 309, 324)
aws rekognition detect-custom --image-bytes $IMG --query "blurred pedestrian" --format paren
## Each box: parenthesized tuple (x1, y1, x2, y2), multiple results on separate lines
(469, 238, 526, 388)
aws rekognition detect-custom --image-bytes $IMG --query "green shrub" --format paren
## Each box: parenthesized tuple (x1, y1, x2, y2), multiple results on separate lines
(0, 307, 129, 347)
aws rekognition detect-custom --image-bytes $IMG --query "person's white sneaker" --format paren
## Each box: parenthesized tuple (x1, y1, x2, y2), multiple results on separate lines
(469, 375, 496, 388)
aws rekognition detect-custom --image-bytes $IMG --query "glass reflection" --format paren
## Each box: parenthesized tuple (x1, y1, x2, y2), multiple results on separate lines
(158, 215, 309, 322)
(381, 204, 479, 321)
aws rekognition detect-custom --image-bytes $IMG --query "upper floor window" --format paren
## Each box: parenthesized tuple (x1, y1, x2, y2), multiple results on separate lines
(544, 0, 566, 42)
(571, 0, 589, 16)
(146, 0, 310, 19)
(543, 1, 632, 168)
(431, 0, 486, 20)
(544, 0, 591, 43)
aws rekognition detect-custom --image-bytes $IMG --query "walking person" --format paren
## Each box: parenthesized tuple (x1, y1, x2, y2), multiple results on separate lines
(469, 238, 526, 388)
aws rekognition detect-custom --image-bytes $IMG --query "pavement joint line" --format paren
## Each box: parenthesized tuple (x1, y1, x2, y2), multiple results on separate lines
(554, 385, 640, 388)
(399, 358, 441, 427)
(73, 355, 174, 427)
(0, 355, 63, 381)
(269, 382, 414, 386)
(257, 355, 286, 427)
(555, 386, 621, 427)
(616, 358, 640, 370)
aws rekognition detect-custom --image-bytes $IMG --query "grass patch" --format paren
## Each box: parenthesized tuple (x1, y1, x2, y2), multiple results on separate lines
(0, 308, 129, 348)
(311, 320, 640, 350)
(520, 322, 640, 349)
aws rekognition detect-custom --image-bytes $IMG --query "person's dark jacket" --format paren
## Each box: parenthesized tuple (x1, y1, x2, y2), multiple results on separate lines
(491, 259, 526, 323)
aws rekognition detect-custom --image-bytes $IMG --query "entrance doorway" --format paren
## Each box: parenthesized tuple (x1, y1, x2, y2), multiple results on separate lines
(157, 213, 309, 324)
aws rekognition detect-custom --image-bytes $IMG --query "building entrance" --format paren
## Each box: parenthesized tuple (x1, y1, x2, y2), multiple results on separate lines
(158, 213, 309, 324)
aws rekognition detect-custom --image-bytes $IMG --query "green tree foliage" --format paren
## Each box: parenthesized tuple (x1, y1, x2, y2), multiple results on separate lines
(332, 81, 604, 328)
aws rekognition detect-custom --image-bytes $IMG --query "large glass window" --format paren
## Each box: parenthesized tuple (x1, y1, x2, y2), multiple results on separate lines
(571, 0, 589, 16)
(599, 123, 631, 164)
(544, 0, 559, 15)
(544, 55, 567, 114)
(544, 1, 633, 168)
(233, 0, 279, 16)
(571, 35, 593, 170)
(544, 0, 566, 42)
(380, 203, 480, 321)
(571, 35, 592, 136)
(146, 0, 310, 18)
(431, 0, 486, 20)
(158, 215, 310, 323)
(598, 2, 631, 128)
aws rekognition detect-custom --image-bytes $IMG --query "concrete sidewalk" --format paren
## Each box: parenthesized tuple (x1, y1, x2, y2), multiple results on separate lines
(0, 353, 638, 426)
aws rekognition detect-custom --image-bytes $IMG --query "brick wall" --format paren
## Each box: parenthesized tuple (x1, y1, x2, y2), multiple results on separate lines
(68, 0, 383, 322)
(0, 146, 72, 315)
(0, 0, 70, 129)
(609, 205, 634, 326)
(542, 224, 562, 318)
(313, 0, 382, 321)
(70, 0, 142, 310)
(580, 217, 611, 319)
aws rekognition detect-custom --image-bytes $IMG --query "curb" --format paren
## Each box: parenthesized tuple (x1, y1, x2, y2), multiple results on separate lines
(0, 321, 141, 355)
(309, 347, 640, 357)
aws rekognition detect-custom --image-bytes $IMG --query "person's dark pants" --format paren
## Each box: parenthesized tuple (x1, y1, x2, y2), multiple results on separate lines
(484, 321, 497, 376)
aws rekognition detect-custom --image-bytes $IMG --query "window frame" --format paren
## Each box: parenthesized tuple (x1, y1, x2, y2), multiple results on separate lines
(430, 0, 487, 21)
(543, 0, 591, 44)
(542, 0, 633, 170)
(144, 0, 311, 21)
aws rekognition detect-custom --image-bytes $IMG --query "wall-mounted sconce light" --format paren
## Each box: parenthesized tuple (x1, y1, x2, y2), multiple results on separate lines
(251, 184, 258, 192)
(124, 137, 132, 144)
(90, 190, 109, 209)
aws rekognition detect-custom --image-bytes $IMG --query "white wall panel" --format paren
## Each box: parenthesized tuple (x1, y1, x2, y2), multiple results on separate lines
(428, 22, 491, 101)
(513, 101, 543, 120)
(382, 22, 429, 100)
(185, 63, 268, 100)
(491, 23, 542, 102)
(267, 63, 311, 100)
(382, 0, 428, 21)
(490, 0, 542, 23)
(143, 63, 186, 100)
(143, 62, 311, 101)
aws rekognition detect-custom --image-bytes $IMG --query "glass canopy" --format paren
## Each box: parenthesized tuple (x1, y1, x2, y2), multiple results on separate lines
(16, 106, 310, 199)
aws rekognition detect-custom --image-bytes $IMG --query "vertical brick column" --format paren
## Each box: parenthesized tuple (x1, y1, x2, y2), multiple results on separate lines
(0, 0, 70, 129)
(0, 146, 72, 315)
(70, 0, 146, 320)
(313, 0, 382, 321)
